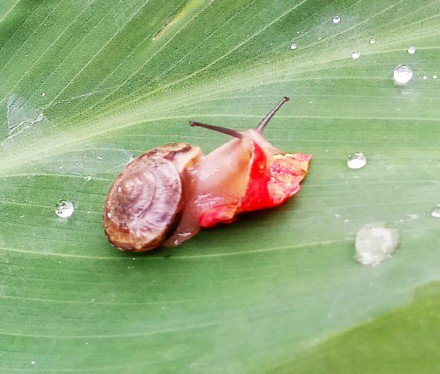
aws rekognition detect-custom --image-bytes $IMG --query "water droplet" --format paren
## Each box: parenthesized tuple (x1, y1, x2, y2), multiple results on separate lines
(55, 200, 75, 218)
(393, 65, 413, 85)
(84, 176, 92, 181)
(332, 16, 341, 24)
(407, 46, 416, 54)
(96, 156, 103, 160)
(35, 113, 44, 122)
(347, 152, 367, 169)
(355, 222, 400, 266)
(31, 361, 36, 365)
(433, 75, 438, 79)
(422, 75, 428, 80)
(107, 212, 112, 219)
(351, 51, 360, 60)
(430, 204, 440, 218)
(369, 38, 376, 45)
(290, 42, 298, 50)
(41, 92, 46, 97)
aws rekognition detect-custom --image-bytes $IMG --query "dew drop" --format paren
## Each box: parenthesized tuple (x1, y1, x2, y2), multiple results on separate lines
(422, 75, 428, 80)
(290, 42, 298, 50)
(347, 152, 367, 169)
(393, 65, 413, 85)
(35, 113, 45, 122)
(55, 200, 75, 218)
(31, 361, 36, 365)
(351, 51, 361, 60)
(332, 16, 341, 24)
(369, 38, 376, 45)
(430, 204, 440, 218)
(433, 75, 438, 80)
(407, 46, 416, 54)
(355, 222, 400, 266)
(41, 92, 46, 97)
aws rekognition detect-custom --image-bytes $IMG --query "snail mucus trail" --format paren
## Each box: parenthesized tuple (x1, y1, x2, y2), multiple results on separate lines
(104, 97, 311, 252)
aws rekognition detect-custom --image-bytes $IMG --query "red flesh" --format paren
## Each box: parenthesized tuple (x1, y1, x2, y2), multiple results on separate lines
(198, 141, 311, 228)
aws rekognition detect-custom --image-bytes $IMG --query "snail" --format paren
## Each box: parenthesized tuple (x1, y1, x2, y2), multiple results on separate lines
(104, 97, 311, 252)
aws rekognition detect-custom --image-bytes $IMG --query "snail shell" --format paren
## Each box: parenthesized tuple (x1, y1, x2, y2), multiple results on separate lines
(104, 143, 201, 252)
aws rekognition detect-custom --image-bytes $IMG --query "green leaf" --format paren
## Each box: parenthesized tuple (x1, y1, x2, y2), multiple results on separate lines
(0, 0, 439, 371)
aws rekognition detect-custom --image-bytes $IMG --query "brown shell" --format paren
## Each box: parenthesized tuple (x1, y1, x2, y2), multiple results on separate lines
(103, 143, 201, 252)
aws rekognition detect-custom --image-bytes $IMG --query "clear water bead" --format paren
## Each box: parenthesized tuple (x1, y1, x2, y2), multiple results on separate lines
(369, 38, 376, 45)
(433, 75, 438, 79)
(351, 51, 361, 60)
(407, 46, 416, 54)
(332, 16, 341, 24)
(290, 42, 298, 50)
(422, 75, 428, 80)
(393, 65, 413, 85)
(431, 204, 440, 218)
(55, 200, 75, 218)
(355, 222, 400, 266)
(347, 152, 367, 169)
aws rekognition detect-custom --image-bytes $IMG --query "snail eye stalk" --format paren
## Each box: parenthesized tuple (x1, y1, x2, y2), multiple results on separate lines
(256, 96, 289, 133)
(189, 121, 242, 139)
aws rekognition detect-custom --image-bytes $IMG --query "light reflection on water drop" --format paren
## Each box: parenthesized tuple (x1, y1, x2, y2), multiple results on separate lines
(369, 38, 376, 45)
(355, 222, 400, 266)
(55, 200, 75, 218)
(407, 46, 416, 54)
(393, 65, 413, 85)
(351, 51, 361, 60)
(332, 16, 341, 24)
(347, 152, 367, 169)
(290, 42, 298, 50)
(431, 204, 440, 218)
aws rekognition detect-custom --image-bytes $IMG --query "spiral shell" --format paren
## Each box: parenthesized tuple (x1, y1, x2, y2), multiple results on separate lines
(104, 143, 201, 252)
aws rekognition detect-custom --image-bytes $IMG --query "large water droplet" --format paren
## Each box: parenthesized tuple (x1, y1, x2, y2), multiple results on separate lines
(332, 16, 341, 24)
(430, 204, 440, 218)
(369, 38, 376, 45)
(393, 65, 413, 85)
(355, 222, 400, 266)
(351, 51, 361, 60)
(347, 152, 367, 169)
(407, 46, 416, 55)
(290, 42, 298, 50)
(55, 200, 75, 218)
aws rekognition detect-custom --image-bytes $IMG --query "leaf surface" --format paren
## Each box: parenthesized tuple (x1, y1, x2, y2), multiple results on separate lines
(0, 0, 439, 371)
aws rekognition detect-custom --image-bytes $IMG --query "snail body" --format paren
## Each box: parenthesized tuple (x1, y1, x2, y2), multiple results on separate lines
(104, 98, 311, 252)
